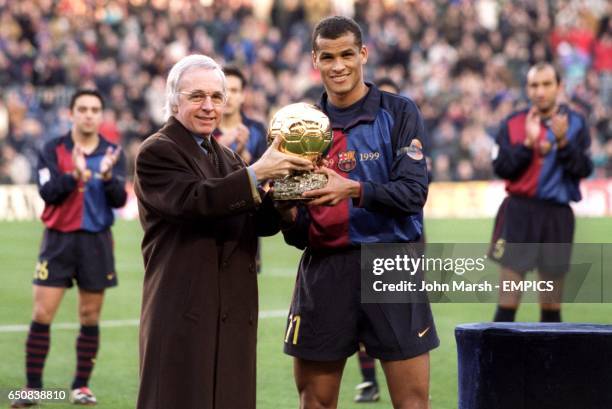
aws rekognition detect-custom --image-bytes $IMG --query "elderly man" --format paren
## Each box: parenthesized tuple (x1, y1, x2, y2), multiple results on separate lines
(134, 54, 312, 409)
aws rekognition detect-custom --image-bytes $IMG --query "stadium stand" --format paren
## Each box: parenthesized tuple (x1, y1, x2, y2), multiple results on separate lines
(0, 0, 610, 183)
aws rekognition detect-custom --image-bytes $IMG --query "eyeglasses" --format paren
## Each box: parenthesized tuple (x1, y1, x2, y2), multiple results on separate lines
(179, 90, 227, 106)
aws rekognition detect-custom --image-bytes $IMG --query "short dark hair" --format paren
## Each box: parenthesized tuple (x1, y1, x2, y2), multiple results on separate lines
(529, 62, 562, 84)
(70, 89, 105, 110)
(312, 16, 363, 52)
(376, 77, 399, 93)
(223, 66, 247, 89)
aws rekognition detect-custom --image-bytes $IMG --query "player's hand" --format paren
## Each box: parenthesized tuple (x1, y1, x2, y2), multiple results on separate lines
(235, 124, 252, 163)
(240, 150, 253, 164)
(524, 107, 540, 148)
(235, 124, 250, 151)
(100, 146, 122, 181)
(551, 109, 568, 148)
(71, 145, 91, 182)
(217, 130, 237, 148)
(302, 167, 361, 206)
(250, 136, 313, 181)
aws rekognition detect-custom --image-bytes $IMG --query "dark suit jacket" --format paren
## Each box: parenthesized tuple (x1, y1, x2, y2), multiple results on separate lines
(134, 116, 280, 409)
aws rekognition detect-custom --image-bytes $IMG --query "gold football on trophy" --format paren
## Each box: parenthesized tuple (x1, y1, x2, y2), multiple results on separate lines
(268, 103, 333, 161)
(267, 103, 334, 200)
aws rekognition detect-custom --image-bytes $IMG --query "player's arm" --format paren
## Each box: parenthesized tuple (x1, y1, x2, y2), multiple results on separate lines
(135, 137, 262, 221)
(37, 141, 78, 204)
(280, 204, 311, 250)
(357, 102, 428, 215)
(492, 121, 533, 180)
(254, 189, 282, 237)
(102, 148, 128, 208)
(555, 117, 593, 179)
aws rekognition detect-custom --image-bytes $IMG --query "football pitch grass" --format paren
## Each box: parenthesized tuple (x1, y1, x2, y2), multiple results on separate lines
(0, 218, 611, 408)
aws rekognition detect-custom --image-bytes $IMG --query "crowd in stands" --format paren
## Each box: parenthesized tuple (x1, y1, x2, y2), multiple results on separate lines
(0, 0, 610, 184)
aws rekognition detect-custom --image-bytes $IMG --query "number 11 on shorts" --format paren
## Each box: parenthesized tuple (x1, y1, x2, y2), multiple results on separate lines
(284, 314, 301, 345)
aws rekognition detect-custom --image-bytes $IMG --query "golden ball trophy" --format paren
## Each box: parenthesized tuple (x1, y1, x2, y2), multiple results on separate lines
(267, 103, 333, 200)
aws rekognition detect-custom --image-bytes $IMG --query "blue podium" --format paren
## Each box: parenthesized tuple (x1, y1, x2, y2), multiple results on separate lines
(455, 323, 612, 409)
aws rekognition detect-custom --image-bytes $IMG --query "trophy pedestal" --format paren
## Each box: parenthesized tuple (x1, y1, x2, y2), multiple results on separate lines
(272, 172, 328, 201)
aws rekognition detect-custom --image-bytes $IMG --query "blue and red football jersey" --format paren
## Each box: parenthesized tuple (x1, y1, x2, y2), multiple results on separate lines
(213, 113, 268, 163)
(283, 84, 428, 249)
(37, 134, 127, 232)
(493, 106, 592, 204)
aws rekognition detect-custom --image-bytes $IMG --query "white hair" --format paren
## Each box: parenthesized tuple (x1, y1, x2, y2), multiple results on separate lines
(163, 54, 226, 119)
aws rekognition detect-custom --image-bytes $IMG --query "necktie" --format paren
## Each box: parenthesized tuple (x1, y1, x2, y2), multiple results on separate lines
(200, 137, 220, 172)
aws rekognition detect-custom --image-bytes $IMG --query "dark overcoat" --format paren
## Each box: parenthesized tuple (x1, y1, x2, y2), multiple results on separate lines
(134, 117, 279, 409)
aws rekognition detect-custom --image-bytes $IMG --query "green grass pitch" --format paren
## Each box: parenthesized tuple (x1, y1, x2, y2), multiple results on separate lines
(0, 218, 611, 408)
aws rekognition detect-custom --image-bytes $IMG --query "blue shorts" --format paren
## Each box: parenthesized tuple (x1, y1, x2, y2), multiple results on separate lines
(34, 228, 118, 291)
(284, 247, 439, 361)
(489, 196, 575, 276)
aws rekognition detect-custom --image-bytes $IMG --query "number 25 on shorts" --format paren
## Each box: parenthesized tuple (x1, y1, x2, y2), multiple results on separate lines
(34, 260, 49, 280)
(284, 314, 301, 345)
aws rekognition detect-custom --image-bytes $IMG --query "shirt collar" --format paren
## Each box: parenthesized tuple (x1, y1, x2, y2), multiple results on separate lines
(316, 82, 381, 130)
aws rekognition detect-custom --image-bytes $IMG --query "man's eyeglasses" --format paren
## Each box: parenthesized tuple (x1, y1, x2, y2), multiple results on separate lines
(179, 91, 227, 106)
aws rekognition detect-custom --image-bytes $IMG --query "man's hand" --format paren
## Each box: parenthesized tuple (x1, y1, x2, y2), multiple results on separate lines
(71, 145, 91, 182)
(302, 167, 361, 206)
(100, 146, 122, 181)
(551, 109, 569, 148)
(250, 136, 313, 181)
(524, 107, 541, 148)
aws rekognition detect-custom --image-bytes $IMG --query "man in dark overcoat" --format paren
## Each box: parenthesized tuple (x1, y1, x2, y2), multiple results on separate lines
(134, 54, 312, 409)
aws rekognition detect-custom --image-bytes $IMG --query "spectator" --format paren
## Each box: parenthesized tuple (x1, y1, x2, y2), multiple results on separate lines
(0, 0, 609, 182)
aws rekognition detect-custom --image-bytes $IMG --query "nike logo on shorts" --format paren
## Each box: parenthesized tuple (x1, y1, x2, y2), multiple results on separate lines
(418, 327, 430, 338)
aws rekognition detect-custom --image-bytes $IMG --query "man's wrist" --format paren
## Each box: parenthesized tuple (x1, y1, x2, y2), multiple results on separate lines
(250, 163, 264, 182)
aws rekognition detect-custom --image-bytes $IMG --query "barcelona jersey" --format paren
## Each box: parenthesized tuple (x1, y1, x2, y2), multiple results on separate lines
(283, 84, 429, 249)
(493, 107, 592, 204)
(37, 134, 127, 233)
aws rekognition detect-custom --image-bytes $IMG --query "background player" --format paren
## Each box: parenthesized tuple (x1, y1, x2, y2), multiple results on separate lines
(216, 66, 269, 273)
(11, 89, 127, 407)
(281, 16, 438, 409)
(216, 66, 268, 165)
(377, 77, 400, 95)
(490, 62, 593, 323)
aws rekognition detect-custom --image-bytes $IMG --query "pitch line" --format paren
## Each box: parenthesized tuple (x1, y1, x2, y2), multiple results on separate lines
(0, 309, 288, 333)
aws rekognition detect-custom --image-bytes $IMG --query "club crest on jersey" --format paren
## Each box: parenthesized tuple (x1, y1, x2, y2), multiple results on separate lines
(405, 139, 424, 160)
(337, 150, 357, 172)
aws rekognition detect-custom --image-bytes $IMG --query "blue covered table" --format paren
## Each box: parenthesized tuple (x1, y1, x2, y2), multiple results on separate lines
(455, 323, 612, 409)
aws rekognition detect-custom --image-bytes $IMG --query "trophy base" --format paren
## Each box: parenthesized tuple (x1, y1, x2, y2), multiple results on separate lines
(272, 173, 328, 201)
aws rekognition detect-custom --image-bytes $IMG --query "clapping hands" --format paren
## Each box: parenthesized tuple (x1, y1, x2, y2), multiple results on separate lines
(72, 145, 121, 182)
(71, 145, 91, 182)
(99, 146, 122, 181)
(550, 109, 568, 148)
